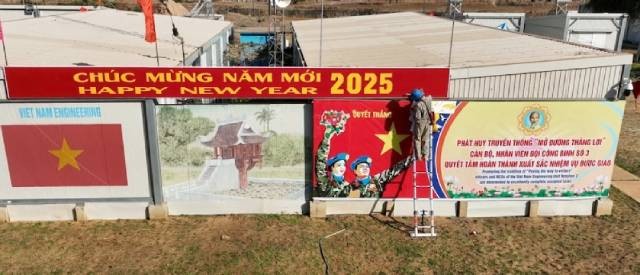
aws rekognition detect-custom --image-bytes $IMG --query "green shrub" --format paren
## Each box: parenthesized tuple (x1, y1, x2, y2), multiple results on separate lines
(262, 134, 304, 167)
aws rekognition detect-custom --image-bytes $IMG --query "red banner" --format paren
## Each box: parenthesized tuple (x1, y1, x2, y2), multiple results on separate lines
(4, 67, 449, 99)
(1, 124, 128, 187)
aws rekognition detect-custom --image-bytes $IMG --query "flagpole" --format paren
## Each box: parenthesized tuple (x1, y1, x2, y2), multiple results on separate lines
(153, 13, 159, 67)
(0, 19, 7, 66)
(1, 38, 7, 66)
(154, 40, 160, 66)
(319, 0, 323, 66)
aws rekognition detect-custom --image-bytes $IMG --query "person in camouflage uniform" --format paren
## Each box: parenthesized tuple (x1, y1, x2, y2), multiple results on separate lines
(408, 88, 434, 160)
(315, 110, 352, 197)
(350, 155, 414, 198)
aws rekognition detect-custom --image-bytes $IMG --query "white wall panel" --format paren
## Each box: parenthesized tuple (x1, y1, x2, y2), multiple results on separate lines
(450, 65, 623, 99)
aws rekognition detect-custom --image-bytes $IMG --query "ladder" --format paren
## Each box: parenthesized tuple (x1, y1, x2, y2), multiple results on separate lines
(410, 125, 436, 238)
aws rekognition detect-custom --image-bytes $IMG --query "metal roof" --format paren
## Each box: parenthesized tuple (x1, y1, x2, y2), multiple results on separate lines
(0, 6, 232, 66)
(291, 12, 631, 69)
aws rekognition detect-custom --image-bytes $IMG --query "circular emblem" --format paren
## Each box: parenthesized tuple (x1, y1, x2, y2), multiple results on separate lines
(518, 105, 550, 135)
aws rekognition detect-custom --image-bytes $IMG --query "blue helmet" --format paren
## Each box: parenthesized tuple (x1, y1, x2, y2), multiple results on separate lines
(350, 155, 372, 171)
(327, 152, 349, 167)
(409, 88, 424, 102)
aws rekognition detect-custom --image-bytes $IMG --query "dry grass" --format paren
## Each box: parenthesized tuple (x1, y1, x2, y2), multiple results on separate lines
(0, 188, 638, 273)
(616, 96, 640, 176)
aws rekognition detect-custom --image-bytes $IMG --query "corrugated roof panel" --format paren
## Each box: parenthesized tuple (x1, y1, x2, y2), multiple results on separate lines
(0, 7, 231, 66)
(449, 65, 623, 100)
(293, 12, 625, 69)
(293, 12, 632, 99)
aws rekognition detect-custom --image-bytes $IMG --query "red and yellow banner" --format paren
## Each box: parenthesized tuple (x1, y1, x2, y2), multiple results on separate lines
(4, 67, 449, 99)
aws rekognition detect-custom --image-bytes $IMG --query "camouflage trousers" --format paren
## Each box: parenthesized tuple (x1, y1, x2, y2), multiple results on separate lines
(413, 120, 431, 160)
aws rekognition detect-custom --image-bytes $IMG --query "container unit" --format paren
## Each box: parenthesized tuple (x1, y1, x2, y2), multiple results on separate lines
(463, 12, 526, 32)
(524, 11, 628, 52)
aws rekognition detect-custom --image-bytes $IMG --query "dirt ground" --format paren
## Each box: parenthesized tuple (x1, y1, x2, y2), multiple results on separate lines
(212, 0, 563, 29)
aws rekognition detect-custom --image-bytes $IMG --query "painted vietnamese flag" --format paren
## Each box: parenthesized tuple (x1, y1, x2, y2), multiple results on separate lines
(137, 0, 156, 43)
(313, 100, 426, 198)
(1, 124, 128, 187)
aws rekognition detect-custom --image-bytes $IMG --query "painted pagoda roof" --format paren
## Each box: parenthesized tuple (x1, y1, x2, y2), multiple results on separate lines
(200, 121, 266, 147)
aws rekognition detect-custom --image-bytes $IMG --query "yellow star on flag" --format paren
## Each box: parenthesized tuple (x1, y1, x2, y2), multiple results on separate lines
(375, 123, 409, 155)
(48, 138, 84, 171)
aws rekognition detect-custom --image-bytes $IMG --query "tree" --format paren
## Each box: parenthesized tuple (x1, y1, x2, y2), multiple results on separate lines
(255, 106, 276, 133)
(262, 134, 305, 167)
(587, 0, 639, 19)
(157, 106, 215, 166)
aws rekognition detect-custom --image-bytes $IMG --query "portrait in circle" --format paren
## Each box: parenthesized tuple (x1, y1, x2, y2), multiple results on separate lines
(524, 110, 545, 130)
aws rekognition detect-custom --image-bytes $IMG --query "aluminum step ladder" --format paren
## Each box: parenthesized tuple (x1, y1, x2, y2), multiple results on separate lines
(410, 126, 436, 238)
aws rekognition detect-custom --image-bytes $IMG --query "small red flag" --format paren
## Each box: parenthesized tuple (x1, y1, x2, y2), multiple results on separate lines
(1, 124, 128, 187)
(137, 0, 156, 43)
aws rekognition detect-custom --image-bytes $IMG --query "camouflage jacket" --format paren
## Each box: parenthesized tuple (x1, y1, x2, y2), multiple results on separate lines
(410, 96, 434, 130)
(354, 155, 414, 198)
(315, 127, 351, 197)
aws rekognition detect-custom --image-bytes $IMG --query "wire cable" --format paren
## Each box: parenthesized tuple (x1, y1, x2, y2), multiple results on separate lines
(318, 228, 346, 275)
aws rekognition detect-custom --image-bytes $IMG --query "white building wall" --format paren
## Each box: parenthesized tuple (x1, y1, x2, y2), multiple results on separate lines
(199, 48, 209, 67)
(218, 36, 224, 66)
(181, 25, 232, 67)
(450, 65, 623, 99)
(205, 45, 213, 66)
(211, 43, 218, 66)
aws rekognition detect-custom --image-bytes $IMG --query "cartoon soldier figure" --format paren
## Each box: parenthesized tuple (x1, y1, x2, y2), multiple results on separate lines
(350, 155, 414, 198)
(320, 153, 352, 197)
(408, 88, 434, 160)
(315, 110, 352, 197)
